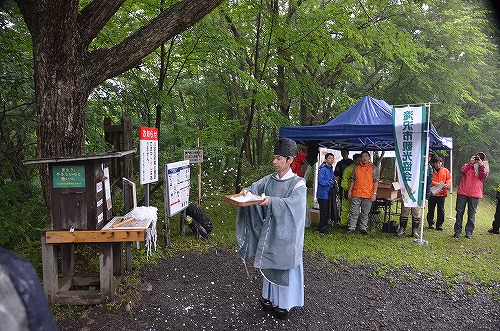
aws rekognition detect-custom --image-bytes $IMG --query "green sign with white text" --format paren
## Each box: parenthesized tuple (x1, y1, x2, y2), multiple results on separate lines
(52, 165, 86, 188)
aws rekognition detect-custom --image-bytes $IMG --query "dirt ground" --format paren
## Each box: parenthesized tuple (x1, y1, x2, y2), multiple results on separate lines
(56, 248, 499, 331)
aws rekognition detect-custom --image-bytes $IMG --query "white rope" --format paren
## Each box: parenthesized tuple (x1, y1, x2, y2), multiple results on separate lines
(123, 206, 158, 259)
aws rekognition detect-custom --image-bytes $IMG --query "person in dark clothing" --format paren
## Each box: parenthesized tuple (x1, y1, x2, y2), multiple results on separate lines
(0, 248, 58, 331)
(334, 148, 354, 206)
(488, 182, 500, 234)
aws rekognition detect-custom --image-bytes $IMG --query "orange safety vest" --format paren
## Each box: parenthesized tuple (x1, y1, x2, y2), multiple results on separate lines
(351, 162, 378, 199)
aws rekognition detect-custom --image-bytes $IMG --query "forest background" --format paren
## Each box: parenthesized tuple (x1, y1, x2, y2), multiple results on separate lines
(0, 0, 499, 255)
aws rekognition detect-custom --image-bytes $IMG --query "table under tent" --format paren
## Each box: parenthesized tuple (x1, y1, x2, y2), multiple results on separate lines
(279, 95, 453, 233)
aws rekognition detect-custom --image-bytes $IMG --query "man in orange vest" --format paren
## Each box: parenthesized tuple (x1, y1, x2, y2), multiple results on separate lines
(346, 151, 379, 234)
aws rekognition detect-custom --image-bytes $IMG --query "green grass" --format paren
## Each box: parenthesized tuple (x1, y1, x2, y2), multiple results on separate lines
(47, 188, 498, 321)
(165, 189, 499, 293)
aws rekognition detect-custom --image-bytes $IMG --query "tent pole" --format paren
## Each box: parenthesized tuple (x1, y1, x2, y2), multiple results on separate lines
(447, 147, 455, 220)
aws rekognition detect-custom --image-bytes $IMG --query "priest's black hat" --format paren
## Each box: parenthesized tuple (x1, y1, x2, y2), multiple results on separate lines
(274, 138, 297, 157)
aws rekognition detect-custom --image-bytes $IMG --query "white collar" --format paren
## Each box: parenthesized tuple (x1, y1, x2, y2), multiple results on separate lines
(275, 168, 294, 180)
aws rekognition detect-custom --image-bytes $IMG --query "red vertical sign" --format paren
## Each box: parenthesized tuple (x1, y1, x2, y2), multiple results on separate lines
(139, 126, 159, 185)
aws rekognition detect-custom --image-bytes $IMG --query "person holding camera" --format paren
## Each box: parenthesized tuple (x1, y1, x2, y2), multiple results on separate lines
(453, 152, 489, 239)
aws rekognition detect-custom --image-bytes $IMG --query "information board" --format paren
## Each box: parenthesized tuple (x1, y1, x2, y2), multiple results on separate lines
(139, 126, 159, 185)
(184, 149, 203, 164)
(52, 165, 86, 188)
(164, 160, 190, 217)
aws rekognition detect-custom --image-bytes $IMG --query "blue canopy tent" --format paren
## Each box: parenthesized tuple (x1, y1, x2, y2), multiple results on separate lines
(279, 95, 451, 151)
(280, 95, 455, 225)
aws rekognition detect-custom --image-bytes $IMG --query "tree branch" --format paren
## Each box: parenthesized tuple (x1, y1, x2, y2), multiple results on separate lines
(85, 0, 224, 87)
(77, 0, 126, 51)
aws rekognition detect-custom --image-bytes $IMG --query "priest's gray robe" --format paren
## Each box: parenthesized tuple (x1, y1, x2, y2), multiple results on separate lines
(236, 171, 306, 286)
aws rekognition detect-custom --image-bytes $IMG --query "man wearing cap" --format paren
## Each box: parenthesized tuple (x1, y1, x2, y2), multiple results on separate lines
(426, 156, 452, 230)
(453, 152, 489, 239)
(235, 138, 306, 320)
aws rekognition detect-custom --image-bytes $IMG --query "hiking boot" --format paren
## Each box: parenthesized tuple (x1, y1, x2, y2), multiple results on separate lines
(412, 219, 421, 239)
(397, 219, 407, 238)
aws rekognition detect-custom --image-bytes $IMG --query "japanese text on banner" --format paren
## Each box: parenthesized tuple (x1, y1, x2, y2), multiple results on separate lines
(393, 106, 427, 207)
(139, 126, 159, 185)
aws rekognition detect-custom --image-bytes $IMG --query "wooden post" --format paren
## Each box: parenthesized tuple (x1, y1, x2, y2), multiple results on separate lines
(180, 208, 186, 235)
(112, 243, 123, 282)
(41, 234, 58, 305)
(61, 244, 74, 277)
(104, 114, 133, 182)
(99, 243, 114, 302)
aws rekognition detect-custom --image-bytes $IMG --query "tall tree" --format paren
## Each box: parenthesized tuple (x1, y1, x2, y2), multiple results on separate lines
(13, 0, 223, 195)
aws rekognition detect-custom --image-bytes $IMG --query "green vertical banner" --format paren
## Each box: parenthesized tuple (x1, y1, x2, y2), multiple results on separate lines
(393, 106, 427, 207)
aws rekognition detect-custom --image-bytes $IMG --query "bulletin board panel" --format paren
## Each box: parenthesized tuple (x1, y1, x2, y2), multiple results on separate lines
(163, 160, 190, 217)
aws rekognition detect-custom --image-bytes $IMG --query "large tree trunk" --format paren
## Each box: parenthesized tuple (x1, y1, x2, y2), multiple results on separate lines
(15, 0, 224, 198)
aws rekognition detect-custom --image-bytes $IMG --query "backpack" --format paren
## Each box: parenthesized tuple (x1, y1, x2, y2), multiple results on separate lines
(185, 203, 212, 239)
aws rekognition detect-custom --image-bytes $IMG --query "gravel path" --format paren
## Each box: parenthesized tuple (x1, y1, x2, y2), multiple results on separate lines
(56, 248, 500, 331)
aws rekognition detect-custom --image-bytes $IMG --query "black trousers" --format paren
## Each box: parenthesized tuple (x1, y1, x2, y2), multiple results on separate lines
(492, 192, 500, 230)
(427, 195, 446, 228)
(317, 198, 330, 232)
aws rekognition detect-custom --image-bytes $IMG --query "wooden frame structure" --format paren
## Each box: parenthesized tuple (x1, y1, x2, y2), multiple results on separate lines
(41, 217, 150, 305)
(24, 151, 149, 305)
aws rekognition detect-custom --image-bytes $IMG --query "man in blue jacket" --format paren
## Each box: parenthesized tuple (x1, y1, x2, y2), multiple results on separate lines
(316, 153, 336, 234)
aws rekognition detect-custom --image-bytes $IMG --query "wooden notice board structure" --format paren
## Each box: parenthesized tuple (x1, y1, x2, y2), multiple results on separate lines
(24, 150, 151, 305)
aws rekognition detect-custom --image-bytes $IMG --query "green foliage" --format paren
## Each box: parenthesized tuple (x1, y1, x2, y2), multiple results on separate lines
(0, 182, 49, 251)
(1, 1, 499, 300)
(72, 0, 500, 195)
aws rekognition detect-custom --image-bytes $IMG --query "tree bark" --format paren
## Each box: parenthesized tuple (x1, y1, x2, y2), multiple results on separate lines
(14, 0, 223, 197)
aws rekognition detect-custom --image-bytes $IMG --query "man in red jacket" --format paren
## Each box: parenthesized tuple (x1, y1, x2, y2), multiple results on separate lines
(453, 152, 489, 239)
(427, 156, 452, 230)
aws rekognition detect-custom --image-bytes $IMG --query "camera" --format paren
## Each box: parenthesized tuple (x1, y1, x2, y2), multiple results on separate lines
(474, 156, 480, 161)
